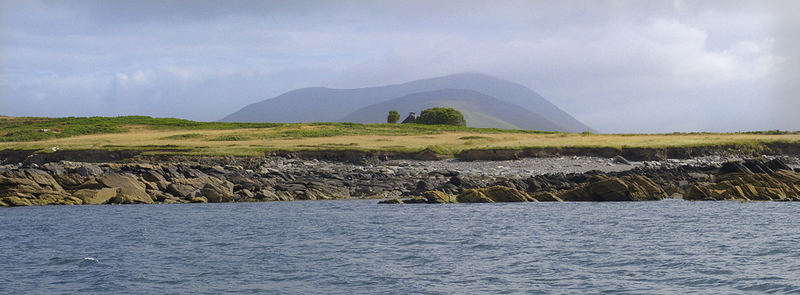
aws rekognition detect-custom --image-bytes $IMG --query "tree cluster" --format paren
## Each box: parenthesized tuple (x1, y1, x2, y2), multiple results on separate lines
(388, 107, 465, 126)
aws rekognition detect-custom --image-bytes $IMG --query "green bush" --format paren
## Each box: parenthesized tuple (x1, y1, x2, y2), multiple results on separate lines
(387, 110, 400, 123)
(415, 107, 466, 126)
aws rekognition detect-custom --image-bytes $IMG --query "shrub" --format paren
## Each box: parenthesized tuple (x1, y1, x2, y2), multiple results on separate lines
(387, 110, 400, 123)
(415, 107, 466, 126)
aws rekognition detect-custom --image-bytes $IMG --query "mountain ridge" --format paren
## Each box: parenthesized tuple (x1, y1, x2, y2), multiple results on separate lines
(339, 89, 564, 130)
(221, 73, 594, 132)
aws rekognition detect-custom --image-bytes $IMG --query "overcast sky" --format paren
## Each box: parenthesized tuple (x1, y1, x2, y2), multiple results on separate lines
(1, 0, 797, 133)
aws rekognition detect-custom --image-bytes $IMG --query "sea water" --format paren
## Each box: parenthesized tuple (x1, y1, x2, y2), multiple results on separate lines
(2, 200, 799, 294)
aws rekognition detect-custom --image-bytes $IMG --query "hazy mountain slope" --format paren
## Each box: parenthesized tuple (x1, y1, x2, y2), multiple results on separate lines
(221, 73, 593, 132)
(339, 89, 564, 131)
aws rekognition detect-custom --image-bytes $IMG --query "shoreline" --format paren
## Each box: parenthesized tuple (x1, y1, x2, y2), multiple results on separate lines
(1, 147, 799, 207)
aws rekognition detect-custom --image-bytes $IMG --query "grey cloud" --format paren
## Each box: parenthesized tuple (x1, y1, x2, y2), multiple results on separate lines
(0, 0, 793, 132)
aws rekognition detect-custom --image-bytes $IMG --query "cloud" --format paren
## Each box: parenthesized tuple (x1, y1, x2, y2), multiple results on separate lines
(0, 0, 790, 132)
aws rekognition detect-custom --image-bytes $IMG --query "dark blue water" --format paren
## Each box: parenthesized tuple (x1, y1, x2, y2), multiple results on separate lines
(2, 200, 800, 294)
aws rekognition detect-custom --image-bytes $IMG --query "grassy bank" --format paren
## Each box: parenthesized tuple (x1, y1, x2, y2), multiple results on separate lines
(1, 116, 799, 156)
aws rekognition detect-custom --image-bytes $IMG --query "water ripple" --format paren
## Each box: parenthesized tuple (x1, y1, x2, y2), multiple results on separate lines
(2, 200, 800, 294)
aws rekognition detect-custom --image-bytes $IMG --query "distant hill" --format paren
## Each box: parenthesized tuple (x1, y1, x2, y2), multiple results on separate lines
(221, 73, 594, 132)
(340, 89, 563, 130)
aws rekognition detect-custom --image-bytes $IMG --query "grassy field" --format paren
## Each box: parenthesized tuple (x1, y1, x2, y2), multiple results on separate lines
(1, 116, 799, 156)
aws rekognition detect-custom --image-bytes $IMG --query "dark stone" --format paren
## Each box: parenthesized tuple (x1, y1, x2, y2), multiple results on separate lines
(75, 165, 104, 177)
(612, 155, 631, 165)
(719, 161, 752, 175)
(767, 158, 791, 171)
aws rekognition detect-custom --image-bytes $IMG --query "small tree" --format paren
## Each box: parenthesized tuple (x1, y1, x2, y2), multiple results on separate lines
(416, 107, 466, 126)
(387, 110, 400, 123)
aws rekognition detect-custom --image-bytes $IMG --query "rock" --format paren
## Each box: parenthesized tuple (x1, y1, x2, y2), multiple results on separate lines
(625, 175, 668, 201)
(238, 189, 255, 199)
(612, 155, 632, 165)
(378, 198, 404, 204)
(473, 186, 532, 202)
(107, 194, 151, 204)
(28, 194, 82, 206)
(141, 170, 167, 183)
(743, 159, 773, 174)
(188, 196, 208, 203)
(684, 170, 800, 201)
(423, 191, 456, 203)
(72, 188, 118, 204)
(403, 197, 428, 204)
(75, 165, 104, 177)
(166, 183, 198, 199)
(1, 196, 32, 206)
(559, 175, 666, 201)
(767, 158, 791, 171)
(97, 174, 153, 203)
(530, 191, 563, 202)
(52, 173, 92, 188)
(719, 161, 752, 175)
(414, 180, 430, 193)
(255, 189, 280, 201)
(456, 189, 494, 203)
(275, 191, 295, 201)
(200, 183, 234, 203)
(23, 169, 64, 191)
(74, 179, 106, 190)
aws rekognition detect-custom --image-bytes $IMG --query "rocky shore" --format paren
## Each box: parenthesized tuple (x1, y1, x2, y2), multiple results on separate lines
(1, 148, 799, 207)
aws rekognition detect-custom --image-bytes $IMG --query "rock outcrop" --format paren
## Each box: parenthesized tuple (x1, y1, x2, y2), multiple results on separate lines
(0, 153, 798, 206)
(684, 159, 800, 201)
(557, 175, 666, 202)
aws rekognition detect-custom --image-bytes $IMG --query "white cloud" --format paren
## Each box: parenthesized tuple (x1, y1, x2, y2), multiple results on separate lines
(0, 1, 790, 131)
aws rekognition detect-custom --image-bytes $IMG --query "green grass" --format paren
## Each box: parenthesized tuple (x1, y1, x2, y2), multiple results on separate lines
(0, 116, 284, 142)
(0, 116, 558, 143)
(2, 116, 800, 157)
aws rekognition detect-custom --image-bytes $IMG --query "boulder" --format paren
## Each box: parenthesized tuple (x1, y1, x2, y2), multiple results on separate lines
(559, 175, 666, 201)
(166, 183, 198, 199)
(108, 193, 154, 204)
(29, 194, 82, 206)
(685, 170, 800, 201)
(255, 189, 280, 201)
(719, 161, 752, 175)
(530, 191, 563, 202)
(478, 186, 533, 202)
(200, 183, 234, 203)
(141, 170, 167, 184)
(456, 189, 494, 203)
(53, 173, 92, 188)
(72, 188, 118, 205)
(378, 198, 404, 204)
(1, 196, 32, 206)
(75, 165, 104, 177)
(23, 169, 64, 191)
(97, 174, 153, 203)
(188, 196, 208, 203)
(74, 179, 106, 190)
(423, 191, 456, 203)
(767, 158, 790, 171)
(612, 155, 631, 165)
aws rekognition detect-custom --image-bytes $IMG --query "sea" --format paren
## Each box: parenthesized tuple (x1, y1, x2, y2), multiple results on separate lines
(2, 200, 800, 294)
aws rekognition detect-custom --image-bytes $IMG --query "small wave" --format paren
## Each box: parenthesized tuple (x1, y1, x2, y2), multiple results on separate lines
(736, 282, 800, 293)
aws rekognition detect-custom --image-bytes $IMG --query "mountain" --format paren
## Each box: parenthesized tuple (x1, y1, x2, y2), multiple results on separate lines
(340, 89, 563, 130)
(221, 73, 594, 132)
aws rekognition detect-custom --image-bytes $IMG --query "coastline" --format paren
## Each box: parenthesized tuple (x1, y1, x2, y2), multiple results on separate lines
(2, 145, 799, 207)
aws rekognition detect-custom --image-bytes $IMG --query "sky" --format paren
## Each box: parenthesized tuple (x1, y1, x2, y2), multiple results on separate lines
(0, 0, 797, 133)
